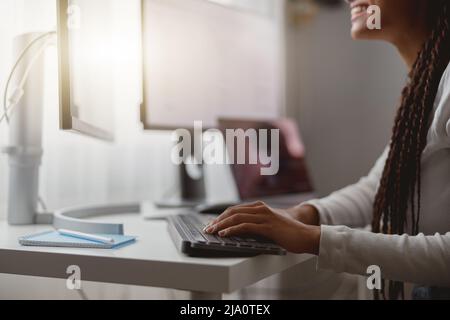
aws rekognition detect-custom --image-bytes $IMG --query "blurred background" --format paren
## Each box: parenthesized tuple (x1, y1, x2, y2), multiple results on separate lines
(0, 0, 406, 299)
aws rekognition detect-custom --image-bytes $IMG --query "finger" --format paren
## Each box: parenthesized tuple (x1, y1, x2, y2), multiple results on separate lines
(205, 207, 259, 230)
(208, 205, 267, 227)
(205, 214, 265, 234)
(218, 223, 270, 238)
(233, 201, 266, 208)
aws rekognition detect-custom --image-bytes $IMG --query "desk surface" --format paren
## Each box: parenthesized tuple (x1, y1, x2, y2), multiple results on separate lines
(0, 212, 313, 294)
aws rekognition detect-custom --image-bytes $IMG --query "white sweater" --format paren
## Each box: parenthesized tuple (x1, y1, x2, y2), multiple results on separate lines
(305, 63, 450, 287)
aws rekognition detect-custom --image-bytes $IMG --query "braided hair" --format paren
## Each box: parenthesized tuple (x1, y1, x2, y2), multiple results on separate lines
(372, 1, 450, 300)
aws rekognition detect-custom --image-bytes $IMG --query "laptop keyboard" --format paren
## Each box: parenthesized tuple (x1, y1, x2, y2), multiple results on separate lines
(175, 214, 281, 251)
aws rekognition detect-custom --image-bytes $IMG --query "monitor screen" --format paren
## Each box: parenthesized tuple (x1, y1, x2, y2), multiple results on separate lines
(57, 0, 116, 141)
(140, 0, 283, 130)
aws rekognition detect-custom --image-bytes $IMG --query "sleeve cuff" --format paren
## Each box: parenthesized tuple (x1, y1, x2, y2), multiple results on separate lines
(317, 225, 350, 273)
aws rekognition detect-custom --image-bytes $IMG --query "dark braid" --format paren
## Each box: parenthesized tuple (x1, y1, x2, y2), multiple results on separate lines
(372, 1, 450, 300)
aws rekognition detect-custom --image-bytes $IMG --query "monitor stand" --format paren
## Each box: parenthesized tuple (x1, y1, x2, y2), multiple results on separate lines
(154, 126, 207, 209)
(5, 32, 47, 225)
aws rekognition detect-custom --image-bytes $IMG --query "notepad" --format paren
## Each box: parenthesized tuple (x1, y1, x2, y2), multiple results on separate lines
(19, 231, 137, 249)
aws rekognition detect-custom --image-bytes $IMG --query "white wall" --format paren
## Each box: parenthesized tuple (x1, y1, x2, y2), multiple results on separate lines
(286, 5, 407, 196)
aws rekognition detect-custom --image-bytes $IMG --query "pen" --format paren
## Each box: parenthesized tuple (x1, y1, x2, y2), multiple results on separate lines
(57, 229, 115, 245)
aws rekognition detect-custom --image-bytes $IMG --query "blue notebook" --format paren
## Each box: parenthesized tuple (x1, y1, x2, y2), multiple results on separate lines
(19, 231, 137, 249)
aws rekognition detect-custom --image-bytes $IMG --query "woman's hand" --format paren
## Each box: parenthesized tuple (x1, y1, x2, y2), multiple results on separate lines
(286, 204, 321, 226)
(204, 201, 321, 255)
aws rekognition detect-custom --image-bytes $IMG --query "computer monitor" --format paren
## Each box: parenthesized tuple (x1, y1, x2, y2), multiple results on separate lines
(57, 0, 115, 141)
(140, 0, 284, 207)
(140, 0, 282, 130)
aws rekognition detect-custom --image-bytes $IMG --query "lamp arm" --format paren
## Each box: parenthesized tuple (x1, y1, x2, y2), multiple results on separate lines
(1, 31, 56, 125)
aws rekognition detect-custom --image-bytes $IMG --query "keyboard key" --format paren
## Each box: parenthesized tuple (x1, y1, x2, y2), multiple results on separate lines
(184, 226, 207, 243)
(220, 237, 238, 247)
(201, 233, 222, 245)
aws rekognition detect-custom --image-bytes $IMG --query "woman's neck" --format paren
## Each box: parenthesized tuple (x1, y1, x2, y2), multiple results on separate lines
(395, 32, 429, 69)
(393, 8, 431, 70)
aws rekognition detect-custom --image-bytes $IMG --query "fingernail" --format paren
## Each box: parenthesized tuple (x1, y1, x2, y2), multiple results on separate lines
(219, 230, 226, 237)
(206, 226, 214, 234)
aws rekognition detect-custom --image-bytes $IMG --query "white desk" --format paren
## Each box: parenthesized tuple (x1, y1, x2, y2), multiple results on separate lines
(0, 212, 313, 299)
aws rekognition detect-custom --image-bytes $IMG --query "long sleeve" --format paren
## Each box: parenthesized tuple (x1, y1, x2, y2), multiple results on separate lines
(301, 63, 450, 287)
(319, 226, 450, 286)
(303, 148, 388, 228)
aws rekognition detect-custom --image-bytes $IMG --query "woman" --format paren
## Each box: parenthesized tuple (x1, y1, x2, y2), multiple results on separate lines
(205, 0, 450, 299)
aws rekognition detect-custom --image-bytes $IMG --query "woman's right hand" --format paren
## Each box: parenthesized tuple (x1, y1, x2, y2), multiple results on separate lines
(286, 205, 320, 226)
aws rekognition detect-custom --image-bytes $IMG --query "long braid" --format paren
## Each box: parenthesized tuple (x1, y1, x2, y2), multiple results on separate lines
(372, 1, 450, 300)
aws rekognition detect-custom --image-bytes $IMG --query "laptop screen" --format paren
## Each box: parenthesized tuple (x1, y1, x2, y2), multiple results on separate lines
(218, 118, 314, 200)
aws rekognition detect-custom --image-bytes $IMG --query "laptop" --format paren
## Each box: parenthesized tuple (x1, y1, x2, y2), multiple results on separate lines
(218, 118, 314, 204)
(168, 118, 314, 257)
(198, 118, 315, 212)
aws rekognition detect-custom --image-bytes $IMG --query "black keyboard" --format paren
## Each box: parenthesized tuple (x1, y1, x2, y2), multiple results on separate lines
(167, 214, 286, 257)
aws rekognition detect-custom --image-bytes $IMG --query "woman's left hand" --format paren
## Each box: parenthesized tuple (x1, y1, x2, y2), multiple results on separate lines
(204, 201, 321, 255)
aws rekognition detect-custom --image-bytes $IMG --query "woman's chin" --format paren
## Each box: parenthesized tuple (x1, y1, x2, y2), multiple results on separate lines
(351, 30, 366, 40)
(351, 23, 371, 40)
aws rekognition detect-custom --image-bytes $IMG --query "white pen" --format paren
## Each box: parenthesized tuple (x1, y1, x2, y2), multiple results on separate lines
(57, 229, 115, 245)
